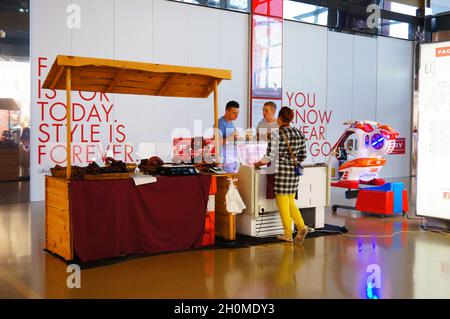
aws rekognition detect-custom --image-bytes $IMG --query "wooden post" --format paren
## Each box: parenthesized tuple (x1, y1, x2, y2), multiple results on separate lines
(213, 79, 220, 163)
(66, 68, 72, 180)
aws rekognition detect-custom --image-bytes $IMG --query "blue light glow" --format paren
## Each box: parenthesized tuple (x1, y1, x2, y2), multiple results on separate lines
(371, 133, 385, 150)
(366, 283, 380, 299)
(371, 138, 385, 146)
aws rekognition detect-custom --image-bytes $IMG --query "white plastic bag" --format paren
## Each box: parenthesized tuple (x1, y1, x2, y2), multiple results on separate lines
(225, 178, 246, 215)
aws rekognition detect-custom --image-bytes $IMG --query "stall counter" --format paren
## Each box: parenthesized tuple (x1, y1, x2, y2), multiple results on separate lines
(45, 174, 213, 262)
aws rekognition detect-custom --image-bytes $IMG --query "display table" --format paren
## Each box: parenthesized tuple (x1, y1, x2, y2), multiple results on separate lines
(235, 164, 330, 237)
(46, 175, 211, 262)
(209, 164, 331, 240)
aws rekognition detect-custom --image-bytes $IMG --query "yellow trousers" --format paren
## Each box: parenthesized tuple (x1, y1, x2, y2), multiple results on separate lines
(275, 194, 306, 238)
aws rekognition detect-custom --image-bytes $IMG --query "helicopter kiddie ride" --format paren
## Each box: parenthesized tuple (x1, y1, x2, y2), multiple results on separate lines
(327, 120, 408, 216)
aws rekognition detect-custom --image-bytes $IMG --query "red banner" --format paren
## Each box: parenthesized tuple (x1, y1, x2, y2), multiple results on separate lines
(391, 137, 406, 155)
(436, 46, 450, 57)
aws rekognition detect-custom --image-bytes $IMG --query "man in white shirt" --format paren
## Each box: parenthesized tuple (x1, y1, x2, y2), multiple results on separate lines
(256, 101, 279, 141)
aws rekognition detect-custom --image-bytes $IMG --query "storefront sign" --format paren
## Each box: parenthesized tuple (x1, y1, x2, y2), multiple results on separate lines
(417, 41, 450, 220)
(436, 46, 450, 57)
(391, 137, 406, 155)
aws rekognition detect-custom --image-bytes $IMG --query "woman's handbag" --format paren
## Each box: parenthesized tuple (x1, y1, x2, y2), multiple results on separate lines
(281, 130, 304, 176)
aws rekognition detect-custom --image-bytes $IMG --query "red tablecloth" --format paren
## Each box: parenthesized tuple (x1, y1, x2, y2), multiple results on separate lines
(70, 175, 211, 262)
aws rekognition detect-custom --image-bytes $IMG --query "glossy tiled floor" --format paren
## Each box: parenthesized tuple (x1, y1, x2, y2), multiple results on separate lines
(0, 181, 30, 205)
(0, 179, 449, 299)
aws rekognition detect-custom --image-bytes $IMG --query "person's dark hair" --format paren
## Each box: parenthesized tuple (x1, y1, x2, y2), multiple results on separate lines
(226, 100, 240, 110)
(278, 107, 294, 124)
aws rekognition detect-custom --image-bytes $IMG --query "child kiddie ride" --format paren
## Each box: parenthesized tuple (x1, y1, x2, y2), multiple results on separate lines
(327, 120, 408, 216)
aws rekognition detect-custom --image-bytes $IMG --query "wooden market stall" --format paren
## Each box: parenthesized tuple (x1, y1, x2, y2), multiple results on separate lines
(42, 55, 233, 261)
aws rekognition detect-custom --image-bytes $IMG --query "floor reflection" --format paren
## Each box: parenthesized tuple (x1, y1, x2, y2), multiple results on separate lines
(0, 181, 30, 205)
(0, 189, 449, 298)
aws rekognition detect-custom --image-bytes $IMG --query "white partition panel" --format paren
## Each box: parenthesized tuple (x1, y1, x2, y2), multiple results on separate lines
(283, 22, 328, 165)
(30, 0, 72, 201)
(283, 21, 305, 98)
(113, 0, 154, 151)
(114, 0, 153, 62)
(185, 5, 221, 132)
(352, 36, 377, 121)
(69, 0, 115, 168)
(219, 10, 249, 131)
(70, 0, 114, 59)
(283, 23, 413, 177)
(376, 37, 413, 178)
(151, 0, 190, 154)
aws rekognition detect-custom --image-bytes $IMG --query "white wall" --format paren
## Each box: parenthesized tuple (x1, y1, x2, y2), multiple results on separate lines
(283, 22, 329, 163)
(376, 37, 413, 177)
(30, 1, 413, 201)
(30, 0, 71, 201)
(326, 31, 354, 154)
(352, 35, 377, 121)
(283, 20, 413, 178)
(30, 0, 249, 201)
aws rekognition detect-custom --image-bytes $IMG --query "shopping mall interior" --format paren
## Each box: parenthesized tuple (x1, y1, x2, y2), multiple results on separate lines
(0, 0, 449, 300)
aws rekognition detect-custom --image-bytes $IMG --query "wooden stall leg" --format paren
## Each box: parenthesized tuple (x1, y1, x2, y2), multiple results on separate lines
(214, 176, 236, 241)
(213, 79, 220, 164)
(45, 176, 73, 260)
(66, 67, 72, 180)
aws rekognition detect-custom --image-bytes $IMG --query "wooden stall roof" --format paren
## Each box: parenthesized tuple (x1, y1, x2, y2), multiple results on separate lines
(0, 98, 20, 111)
(42, 55, 232, 98)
